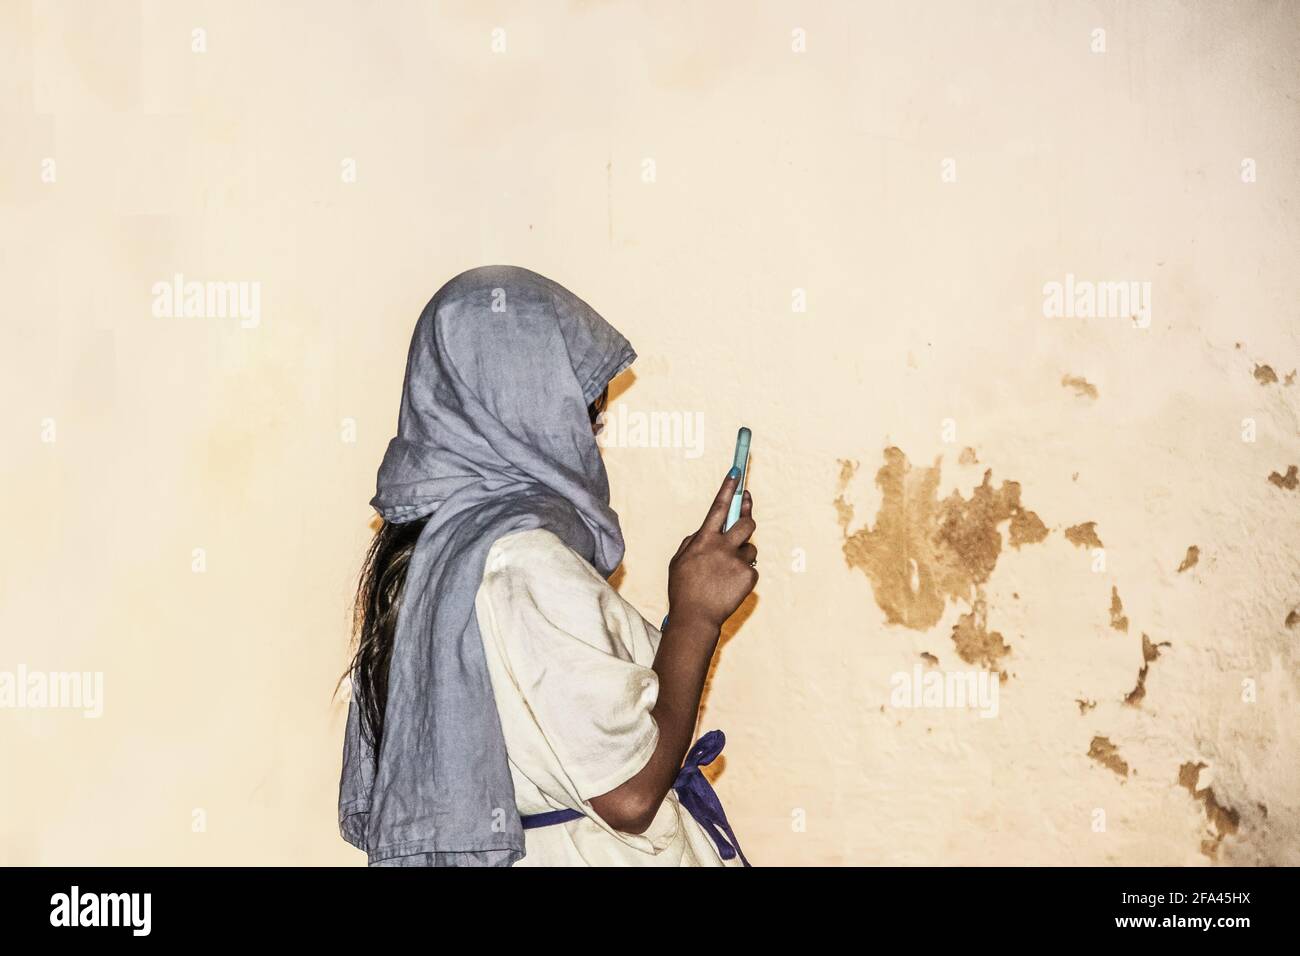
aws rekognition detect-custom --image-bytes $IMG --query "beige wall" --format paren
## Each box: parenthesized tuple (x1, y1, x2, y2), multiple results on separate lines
(2, 0, 1297, 865)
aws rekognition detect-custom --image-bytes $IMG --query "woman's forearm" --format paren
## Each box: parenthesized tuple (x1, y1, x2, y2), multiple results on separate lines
(589, 472, 755, 835)
(588, 613, 719, 833)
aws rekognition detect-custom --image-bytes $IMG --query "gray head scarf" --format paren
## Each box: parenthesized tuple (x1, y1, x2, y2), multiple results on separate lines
(338, 265, 636, 866)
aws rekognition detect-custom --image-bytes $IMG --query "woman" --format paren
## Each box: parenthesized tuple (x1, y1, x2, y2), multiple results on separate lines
(338, 265, 757, 867)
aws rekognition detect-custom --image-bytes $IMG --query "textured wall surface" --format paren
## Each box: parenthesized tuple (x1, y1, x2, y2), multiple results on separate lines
(2, 0, 1297, 865)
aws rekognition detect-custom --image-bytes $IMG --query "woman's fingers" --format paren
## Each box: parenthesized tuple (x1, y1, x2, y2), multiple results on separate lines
(668, 476, 759, 628)
(699, 470, 741, 534)
(724, 515, 756, 546)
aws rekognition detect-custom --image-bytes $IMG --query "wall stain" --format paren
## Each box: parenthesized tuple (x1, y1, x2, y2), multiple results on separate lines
(1088, 736, 1129, 777)
(833, 460, 859, 526)
(1109, 586, 1129, 632)
(1178, 762, 1241, 858)
(1267, 465, 1297, 490)
(1008, 507, 1049, 548)
(1123, 633, 1171, 707)
(1254, 363, 1278, 385)
(1286, 608, 1299, 629)
(1177, 546, 1199, 573)
(837, 449, 1049, 657)
(1061, 374, 1099, 399)
(1065, 521, 1104, 549)
(950, 596, 1011, 673)
(1075, 698, 1097, 714)
(958, 446, 979, 465)
(832, 496, 854, 527)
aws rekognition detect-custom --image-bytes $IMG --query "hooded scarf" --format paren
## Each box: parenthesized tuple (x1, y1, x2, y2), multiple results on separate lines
(339, 265, 636, 866)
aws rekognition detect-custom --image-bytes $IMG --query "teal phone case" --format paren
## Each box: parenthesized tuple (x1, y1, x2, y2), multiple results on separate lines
(725, 427, 751, 531)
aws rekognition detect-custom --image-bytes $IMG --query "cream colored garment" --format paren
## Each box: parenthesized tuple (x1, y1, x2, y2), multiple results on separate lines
(474, 528, 742, 867)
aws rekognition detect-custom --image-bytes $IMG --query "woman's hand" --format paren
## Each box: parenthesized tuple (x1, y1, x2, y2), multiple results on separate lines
(666, 470, 758, 631)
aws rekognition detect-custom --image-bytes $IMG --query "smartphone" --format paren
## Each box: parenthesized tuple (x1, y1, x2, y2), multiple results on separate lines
(724, 426, 752, 531)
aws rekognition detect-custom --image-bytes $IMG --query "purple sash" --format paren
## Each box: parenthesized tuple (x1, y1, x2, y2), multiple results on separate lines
(519, 729, 751, 866)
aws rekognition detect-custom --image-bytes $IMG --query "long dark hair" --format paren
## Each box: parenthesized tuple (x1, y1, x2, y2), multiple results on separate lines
(347, 387, 609, 752)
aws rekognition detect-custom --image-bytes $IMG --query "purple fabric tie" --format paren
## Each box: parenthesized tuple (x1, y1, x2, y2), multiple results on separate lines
(519, 728, 751, 867)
